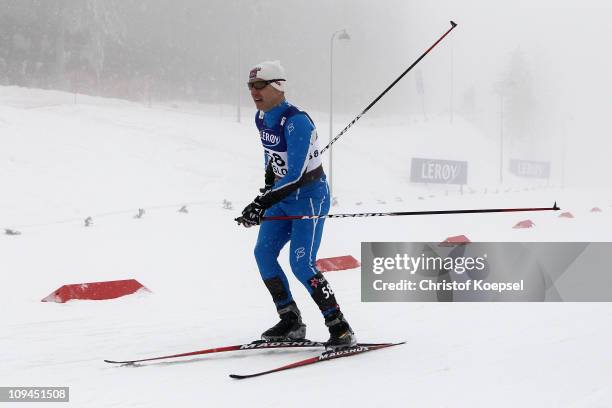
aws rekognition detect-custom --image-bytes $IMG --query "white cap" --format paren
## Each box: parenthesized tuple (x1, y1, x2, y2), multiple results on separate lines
(248, 60, 286, 91)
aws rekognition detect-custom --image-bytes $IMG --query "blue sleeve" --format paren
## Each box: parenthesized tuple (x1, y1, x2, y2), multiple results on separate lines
(273, 113, 313, 189)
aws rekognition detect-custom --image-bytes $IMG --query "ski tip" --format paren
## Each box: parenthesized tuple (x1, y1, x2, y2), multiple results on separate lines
(552, 201, 560, 210)
(365, 341, 406, 350)
(375, 341, 406, 348)
(229, 374, 247, 380)
(450, 20, 457, 27)
(357, 341, 406, 347)
(104, 359, 135, 366)
(356, 342, 389, 347)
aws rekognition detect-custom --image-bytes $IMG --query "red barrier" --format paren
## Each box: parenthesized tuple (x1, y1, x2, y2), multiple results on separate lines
(316, 256, 360, 272)
(440, 235, 471, 245)
(559, 212, 574, 218)
(590, 207, 602, 213)
(42, 279, 150, 303)
(513, 220, 535, 229)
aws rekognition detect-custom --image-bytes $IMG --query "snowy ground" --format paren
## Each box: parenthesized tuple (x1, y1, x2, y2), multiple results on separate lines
(1, 86, 611, 407)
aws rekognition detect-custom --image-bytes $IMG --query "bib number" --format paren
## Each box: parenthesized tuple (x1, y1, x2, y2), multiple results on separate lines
(265, 149, 288, 176)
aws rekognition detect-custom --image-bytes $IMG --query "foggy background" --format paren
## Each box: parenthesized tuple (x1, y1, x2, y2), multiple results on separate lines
(1, 0, 610, 187)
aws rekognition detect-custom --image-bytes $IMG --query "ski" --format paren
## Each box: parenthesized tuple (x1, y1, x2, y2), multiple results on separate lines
(229, 341, 405, 379)
(103, 340, 390, 365)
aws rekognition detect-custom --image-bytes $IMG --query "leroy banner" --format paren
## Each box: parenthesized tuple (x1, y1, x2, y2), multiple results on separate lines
(410, 158, 468, 185)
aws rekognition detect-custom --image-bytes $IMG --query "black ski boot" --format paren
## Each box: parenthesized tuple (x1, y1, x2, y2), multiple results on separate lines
(325, 311, 357, 350)
(261, 302, 307, 342)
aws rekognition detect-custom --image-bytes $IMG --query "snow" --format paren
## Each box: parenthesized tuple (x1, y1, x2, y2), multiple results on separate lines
(1, 86, 611, 407)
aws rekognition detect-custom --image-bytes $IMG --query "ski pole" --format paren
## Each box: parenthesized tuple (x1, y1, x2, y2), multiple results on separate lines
(263, 202, 559, 221)
(320, 20, 458, 155)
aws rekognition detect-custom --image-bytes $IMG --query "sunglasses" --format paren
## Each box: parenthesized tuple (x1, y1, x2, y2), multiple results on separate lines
(247, 79, 285, 90)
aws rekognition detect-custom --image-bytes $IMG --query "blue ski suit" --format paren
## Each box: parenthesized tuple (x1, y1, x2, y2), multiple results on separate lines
(253, 101, 337, 317)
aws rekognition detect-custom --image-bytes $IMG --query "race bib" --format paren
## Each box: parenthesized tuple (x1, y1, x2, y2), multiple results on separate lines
(264, 149, 289, 177)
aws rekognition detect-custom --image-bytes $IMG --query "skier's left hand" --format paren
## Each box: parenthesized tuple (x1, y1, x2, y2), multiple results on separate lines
(235, 197, 265, 228)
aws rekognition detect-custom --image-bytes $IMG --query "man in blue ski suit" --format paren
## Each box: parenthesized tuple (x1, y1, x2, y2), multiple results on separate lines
(236, 61, 356, 349)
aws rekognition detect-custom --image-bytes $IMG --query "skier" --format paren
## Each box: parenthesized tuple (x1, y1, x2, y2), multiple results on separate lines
(235, 61, 356, 349)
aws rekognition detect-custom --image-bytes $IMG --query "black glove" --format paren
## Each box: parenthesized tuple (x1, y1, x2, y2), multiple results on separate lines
(259, 161, 275, 193)
(235, 196, 266, 228)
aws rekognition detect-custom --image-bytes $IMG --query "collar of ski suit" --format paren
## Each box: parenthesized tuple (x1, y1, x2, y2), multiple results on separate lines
(261, 100, 290, 128)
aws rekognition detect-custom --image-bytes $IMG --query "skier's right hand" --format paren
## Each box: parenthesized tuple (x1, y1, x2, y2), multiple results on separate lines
(235, 197, 265, 228)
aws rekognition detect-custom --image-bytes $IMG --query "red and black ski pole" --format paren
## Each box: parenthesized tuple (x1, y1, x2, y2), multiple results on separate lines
(320, 20, 458, 155)
(263, 202, 560, 221)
